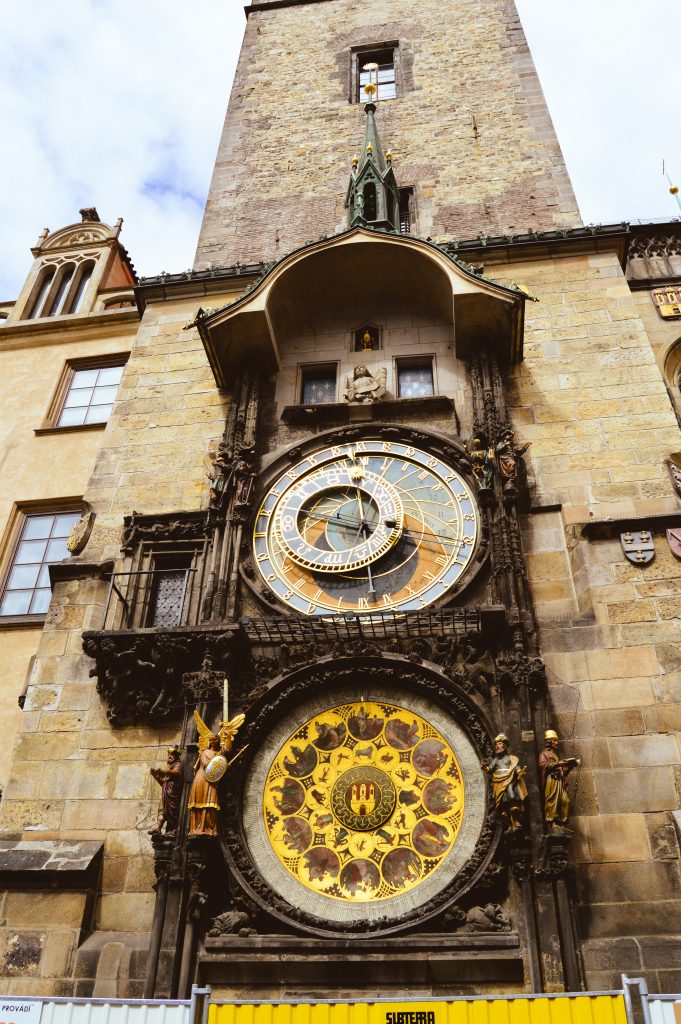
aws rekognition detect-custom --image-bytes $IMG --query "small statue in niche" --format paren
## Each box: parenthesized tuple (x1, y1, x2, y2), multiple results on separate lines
(149, 745, 184, 836)
(538, 728, 580, 830)
(354, 326, 379, 352)
(188, 710, 246, 836)
(207, 442, 233, 507)
(344, 364, 387, 403)
(465, 433, 493, 492)
(494, 427, 530, 492)
(482, 733, 528, 833)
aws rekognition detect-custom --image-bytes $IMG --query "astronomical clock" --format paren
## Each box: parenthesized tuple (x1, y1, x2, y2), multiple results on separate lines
(224, 429, 495, 936)
(251, 436, 481, 615)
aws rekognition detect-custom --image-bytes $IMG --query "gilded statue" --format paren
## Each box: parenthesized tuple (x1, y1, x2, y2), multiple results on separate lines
(465, 434, 493, 491)
(538, 729, 580, 829)
(344, 364, 387, 403)
(188, 710, 245, 836)
(482, 733, 528, 832)
(149, 745, 183, 836)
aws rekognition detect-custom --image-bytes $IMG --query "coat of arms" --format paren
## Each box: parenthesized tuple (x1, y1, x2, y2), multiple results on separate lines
(666, 529, 681, 561)
(620, 530, 655, 565)
(667, 455, 681, 499)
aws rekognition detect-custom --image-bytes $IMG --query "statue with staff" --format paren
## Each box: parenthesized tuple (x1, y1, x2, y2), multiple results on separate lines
(188, 679, 246, 837)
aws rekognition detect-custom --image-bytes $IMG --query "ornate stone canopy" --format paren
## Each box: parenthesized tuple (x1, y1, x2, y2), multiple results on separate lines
(196, 227, 527, 386)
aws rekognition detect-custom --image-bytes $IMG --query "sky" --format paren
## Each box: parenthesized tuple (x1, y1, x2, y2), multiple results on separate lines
(1, 0, 679, 300)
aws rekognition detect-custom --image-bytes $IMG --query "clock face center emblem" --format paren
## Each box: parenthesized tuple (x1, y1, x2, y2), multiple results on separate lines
(331, 765, 396, 831)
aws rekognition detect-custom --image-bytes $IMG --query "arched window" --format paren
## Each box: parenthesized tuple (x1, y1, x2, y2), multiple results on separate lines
(363, 183, 377, 221)
(47, 264, 76, 316)
(67, 260, 95, 314)
(27, 266, 56, 319)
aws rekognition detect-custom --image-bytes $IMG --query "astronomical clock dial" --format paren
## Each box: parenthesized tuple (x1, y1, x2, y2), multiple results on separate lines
(252, 438, 480, 615)
(262, 701, 465, 903)
(242, 686, 489, 929)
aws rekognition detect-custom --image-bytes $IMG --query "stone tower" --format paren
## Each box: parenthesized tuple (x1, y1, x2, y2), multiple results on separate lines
(194, 0, 580, 270)
(1, 0, 681, 1005)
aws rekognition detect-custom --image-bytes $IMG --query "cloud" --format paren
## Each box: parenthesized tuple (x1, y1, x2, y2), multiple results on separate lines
(0, 0, 243, 297)
(1, 0, 679, 298)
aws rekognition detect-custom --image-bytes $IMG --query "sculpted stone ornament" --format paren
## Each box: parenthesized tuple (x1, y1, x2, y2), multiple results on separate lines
(344, 364, 387, 403)
(620, 529, 655, 565)
(482, 733, 528, 833)
(538, 729, 580, 830)
(444, 903, 512, 932)
(667, 528, 681, 561)
(67, 508, 95, 554)
(149, 746, 183, 836)
(208, 897, 257, 937)
(666, 455, 681, 499)
(494, 427, 530, 495)
(188, 710, 246, 836)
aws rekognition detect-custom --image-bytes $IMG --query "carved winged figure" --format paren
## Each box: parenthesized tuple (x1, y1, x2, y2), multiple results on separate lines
(188, 709, 245, 836)
(344, 364, 387, 403)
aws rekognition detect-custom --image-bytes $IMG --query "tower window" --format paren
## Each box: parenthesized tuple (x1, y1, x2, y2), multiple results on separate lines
(355, 47, 397, 103)
(146, 554, 194, 628)
(27, 266, 56, 319)
(396, 358, 435, 399)
(300, 365, 338, 405)
(363, 183, 377, 222)
(399, 188, 414, 234)
(67, 261, 95, 314)
(26, 257, 98, 320)
(47, 264, 75, 317)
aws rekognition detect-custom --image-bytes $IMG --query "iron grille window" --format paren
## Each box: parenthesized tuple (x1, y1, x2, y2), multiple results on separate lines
(146, 557, 194, 627)
(396, 359, 435, 399)
(301, 366, 337, 405)
(358, 49, 396, 102)
(0, 510, 80, 616)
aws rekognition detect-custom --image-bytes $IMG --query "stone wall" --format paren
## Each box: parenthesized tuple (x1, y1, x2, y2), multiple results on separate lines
(0, 319, 138, 790)
(194, 0, 579, 271)
(0, 293, 236, 993)
(492, 250, 681, 988)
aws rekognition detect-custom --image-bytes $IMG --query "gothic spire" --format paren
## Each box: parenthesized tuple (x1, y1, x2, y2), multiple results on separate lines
(346, 103, 400, 231)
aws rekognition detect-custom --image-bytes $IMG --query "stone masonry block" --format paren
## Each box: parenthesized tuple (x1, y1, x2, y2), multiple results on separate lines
(585, 647, 658, 679)
(4, 892, 87, 930)
(573, 814, 650, 863)
(608, 734, 680, 768)
(594, 766, 678, 814)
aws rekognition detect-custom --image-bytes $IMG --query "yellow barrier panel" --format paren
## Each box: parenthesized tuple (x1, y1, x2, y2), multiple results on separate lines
(210, 995, 627, 1024)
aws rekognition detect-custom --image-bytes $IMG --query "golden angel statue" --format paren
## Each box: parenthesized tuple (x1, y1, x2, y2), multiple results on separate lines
(188, 709, 245, 836)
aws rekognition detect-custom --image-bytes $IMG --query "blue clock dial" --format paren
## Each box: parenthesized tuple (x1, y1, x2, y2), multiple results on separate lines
(253, 439, 479, 615)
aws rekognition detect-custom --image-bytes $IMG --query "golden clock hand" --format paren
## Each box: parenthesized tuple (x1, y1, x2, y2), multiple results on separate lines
(298, 508, 468, 548)
(355, 488, 376, 595)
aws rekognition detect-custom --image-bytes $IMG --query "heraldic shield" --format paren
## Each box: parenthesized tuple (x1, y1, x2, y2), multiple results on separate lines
(621, 530, 655, 565)
(666, 528, 681, 561)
